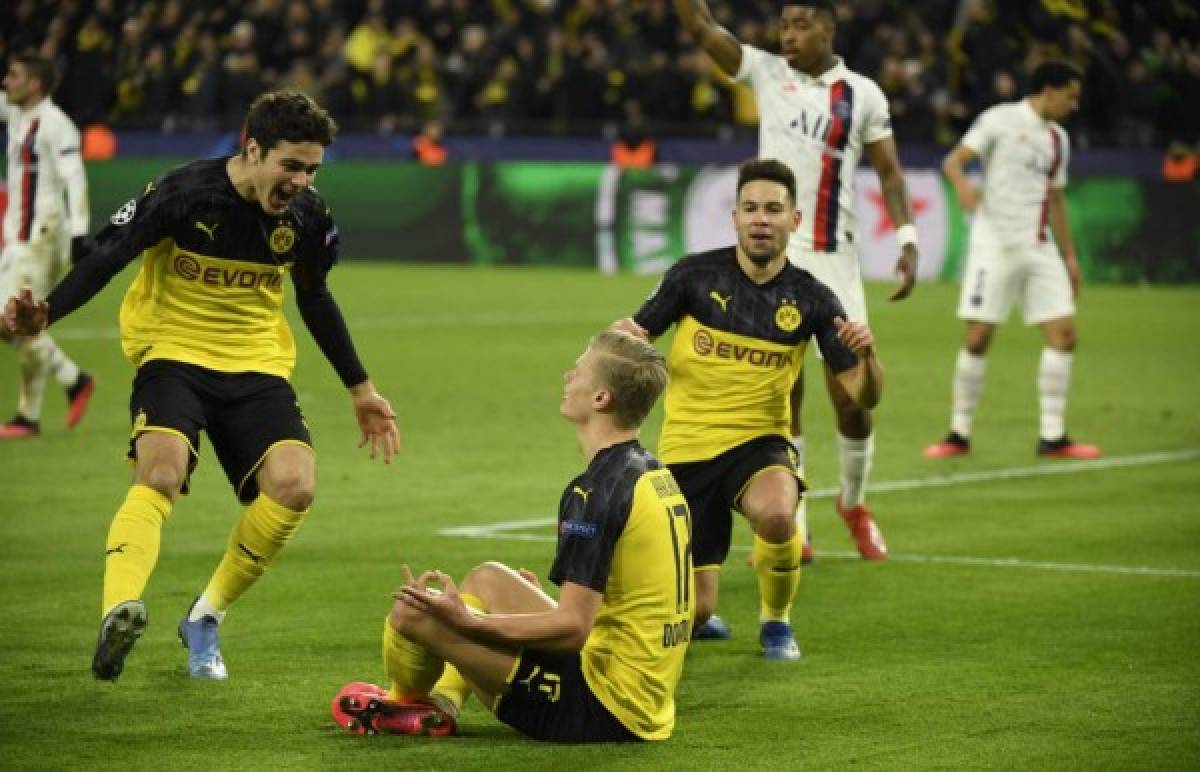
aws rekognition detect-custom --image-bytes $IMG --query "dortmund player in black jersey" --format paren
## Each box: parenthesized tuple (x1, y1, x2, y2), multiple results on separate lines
(612, 159, 883, 660)
(331, 331, 694, 742)
(2, 91, 400, 682)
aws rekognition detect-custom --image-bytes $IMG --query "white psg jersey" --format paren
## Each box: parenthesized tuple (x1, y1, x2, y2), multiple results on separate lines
(736, 46, 892, 253)
(962, 99, 1069, 247)
(1, 93, 89, 245)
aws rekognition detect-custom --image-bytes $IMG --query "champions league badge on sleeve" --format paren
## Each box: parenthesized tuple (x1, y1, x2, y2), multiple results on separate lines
(110, 199, 137, 226)
(560, 520, 599, 539)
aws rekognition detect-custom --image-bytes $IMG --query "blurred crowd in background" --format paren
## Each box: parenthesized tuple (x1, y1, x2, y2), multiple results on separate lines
(2, 0, 1198, 150)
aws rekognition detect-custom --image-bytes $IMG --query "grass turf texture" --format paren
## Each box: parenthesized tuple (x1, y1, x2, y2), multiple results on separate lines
(0, 266, 1197, 769)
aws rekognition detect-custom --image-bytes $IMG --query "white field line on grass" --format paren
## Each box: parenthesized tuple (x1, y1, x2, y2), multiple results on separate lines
(438, 448, 1200, 579)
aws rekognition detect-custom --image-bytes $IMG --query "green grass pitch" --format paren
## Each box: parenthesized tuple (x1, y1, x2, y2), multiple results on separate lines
(1, 265, 1197, 769)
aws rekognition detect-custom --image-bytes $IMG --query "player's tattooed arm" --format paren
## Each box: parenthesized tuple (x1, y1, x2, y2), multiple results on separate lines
(867, 138, 919, 301)
(673, 0, 742, 76)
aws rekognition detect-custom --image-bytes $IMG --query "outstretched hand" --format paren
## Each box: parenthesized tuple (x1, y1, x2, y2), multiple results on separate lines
(350, 381, 400, 462)
(2, 289, 49, 337)
(834, 316, 875, 356)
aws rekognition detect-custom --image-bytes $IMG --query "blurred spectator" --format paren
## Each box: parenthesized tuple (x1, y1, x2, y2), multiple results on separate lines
(1162, 141, 1197, 182)
(0, 0, 1195, 146)
(611, 122, 656, 168)
(412, 119, 447, 165)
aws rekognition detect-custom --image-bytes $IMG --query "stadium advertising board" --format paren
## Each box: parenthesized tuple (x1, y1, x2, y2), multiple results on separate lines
(79, 161, 1199, 282)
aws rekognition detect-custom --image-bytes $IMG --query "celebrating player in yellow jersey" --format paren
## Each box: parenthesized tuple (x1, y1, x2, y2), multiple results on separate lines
(2, 90, 400, 683)
(612, 159, 883, 660)
(332, 331, 693, 742)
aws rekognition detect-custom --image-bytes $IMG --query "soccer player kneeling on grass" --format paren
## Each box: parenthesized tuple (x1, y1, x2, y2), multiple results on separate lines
(2, 90, 400, 682)
(332, 331, 694, 742)
(612, 159, 884, 660)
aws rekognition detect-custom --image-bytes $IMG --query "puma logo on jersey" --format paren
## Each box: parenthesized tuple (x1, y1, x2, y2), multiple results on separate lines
(710, 291, 732, 312)
(194, 221, 219, 240)
(572, 486, 592, 504)
(105, 542, 128, 556)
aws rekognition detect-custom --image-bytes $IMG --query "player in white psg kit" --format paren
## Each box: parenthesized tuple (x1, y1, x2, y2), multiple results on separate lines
(924, 61, 1100, 461)
(0, 52, 95, 439)
(674, 0, 919, 575)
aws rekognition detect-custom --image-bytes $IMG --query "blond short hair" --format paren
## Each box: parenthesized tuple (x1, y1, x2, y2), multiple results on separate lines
(589, 330, 669, 429)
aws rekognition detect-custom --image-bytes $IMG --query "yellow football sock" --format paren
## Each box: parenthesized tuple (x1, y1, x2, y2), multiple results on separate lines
(384, 623, 445, 701)
(201, 494, 307, 611)
(753, 533, 802, 623)
(429, 592, 487, 712)
(102, 485, 172, 615)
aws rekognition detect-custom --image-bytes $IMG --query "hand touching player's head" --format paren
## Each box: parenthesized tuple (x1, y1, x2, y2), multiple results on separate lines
(562, 331, 668, 430)
(779, 2, 836, 70)
(734, 159, 801, 266)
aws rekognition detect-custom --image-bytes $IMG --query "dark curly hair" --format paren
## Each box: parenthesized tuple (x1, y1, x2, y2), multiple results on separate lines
(737, 158, 797, 204)
(243, 90, 337, 157)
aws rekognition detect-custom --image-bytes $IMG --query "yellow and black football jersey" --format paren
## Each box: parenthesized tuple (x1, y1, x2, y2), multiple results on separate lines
(634, 246, 858, 464)
(45, 157, 366, 386)
(549, 439, 693, 741)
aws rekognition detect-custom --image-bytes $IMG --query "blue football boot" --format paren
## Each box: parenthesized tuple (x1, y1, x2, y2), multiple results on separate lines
(759, 620, 802, 661)
(693, 614, 732, 641)
(178, 599, 228, 680)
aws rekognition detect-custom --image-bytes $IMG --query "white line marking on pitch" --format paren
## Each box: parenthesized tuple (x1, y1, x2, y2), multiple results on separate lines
(438, 448, 1200, 579)
(802, 447, 1200, 499)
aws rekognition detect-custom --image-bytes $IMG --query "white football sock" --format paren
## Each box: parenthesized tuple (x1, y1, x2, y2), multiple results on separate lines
(838, 432, 874, 509)
(189, 593, 227, 623)
(15, 336, 49, 421)
(15, 334, 82, 422)
(951, 349, 987, 438)
(1038, 348, 1073, 441)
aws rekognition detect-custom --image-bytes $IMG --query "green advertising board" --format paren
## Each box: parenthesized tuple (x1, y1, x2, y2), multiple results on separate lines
(63, 159, 1200, 283)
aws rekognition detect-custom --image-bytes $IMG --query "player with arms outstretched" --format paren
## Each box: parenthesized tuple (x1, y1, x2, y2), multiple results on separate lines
(3, 90, 400, 682)
(924, 61, 1099, 460)
(673, 0, 918, 569)
(333, 331, 692, 742)
(613, 159, 883, 660)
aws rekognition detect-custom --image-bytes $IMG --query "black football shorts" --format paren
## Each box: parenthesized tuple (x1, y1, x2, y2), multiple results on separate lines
(668, 435, 803, 568)
(127, 360, 312, 503)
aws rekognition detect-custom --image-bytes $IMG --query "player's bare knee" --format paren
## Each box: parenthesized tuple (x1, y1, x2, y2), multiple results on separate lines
(965, 328, 993, 355)
(753, 511, 796, 543)
(136, 462, 184, 500)
(1048, 328, 1077, 352)
(461, 561, 511, 600)
(259, 467, 315, 511)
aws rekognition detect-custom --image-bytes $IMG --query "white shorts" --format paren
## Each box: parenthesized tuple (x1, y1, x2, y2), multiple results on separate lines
(787, 243, 867, 323)
(0, 214, 70, 302)
(956, 218, 1074, 326)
